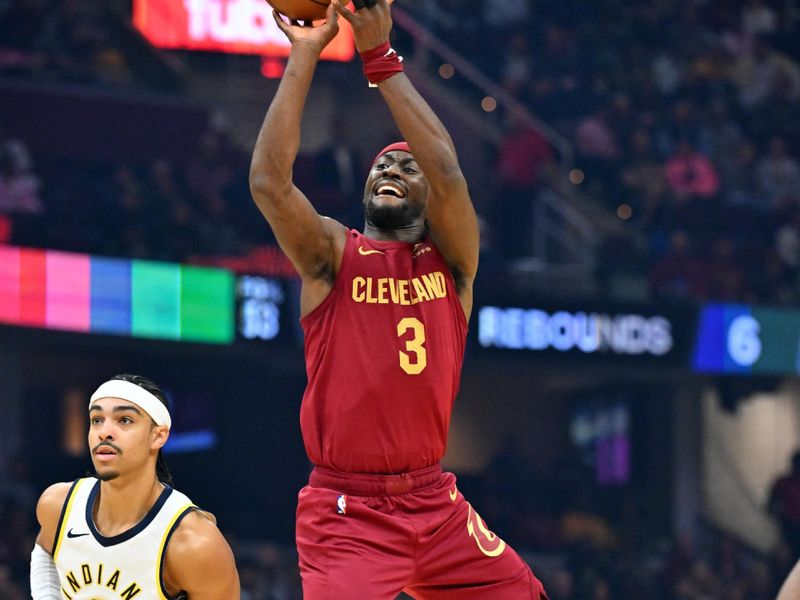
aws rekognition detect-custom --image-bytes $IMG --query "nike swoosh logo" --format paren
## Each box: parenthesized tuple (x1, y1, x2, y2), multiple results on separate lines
(67, 528, 89, 538)
(449, 488, 458, 502)
(358, 246, 385, 256)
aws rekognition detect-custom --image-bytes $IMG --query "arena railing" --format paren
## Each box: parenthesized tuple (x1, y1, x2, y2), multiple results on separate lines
(391, 6, 597, 284)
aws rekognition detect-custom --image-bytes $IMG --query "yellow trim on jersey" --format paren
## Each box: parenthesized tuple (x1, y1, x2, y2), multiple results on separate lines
(156, 503, 195, 600)
(52, 478, 90, 561)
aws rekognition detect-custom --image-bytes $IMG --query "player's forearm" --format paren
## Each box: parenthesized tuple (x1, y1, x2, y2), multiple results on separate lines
(377, 73, 462, 184)
(249, 46, 320, 194)
(30, 544, 61, 599)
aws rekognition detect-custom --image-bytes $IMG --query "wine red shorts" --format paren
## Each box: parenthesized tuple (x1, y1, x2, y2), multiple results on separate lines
(296, 464, 549, 599)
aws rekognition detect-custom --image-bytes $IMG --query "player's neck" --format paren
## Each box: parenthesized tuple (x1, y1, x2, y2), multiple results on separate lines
(93, 471, 164, 537)
(363, 220, 425, 244)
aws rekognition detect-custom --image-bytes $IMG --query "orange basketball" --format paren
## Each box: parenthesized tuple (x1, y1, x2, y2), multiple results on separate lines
(267, 0, 331, 21)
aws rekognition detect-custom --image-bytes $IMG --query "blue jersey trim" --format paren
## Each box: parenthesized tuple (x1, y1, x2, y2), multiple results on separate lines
(85, 480, 174, 547)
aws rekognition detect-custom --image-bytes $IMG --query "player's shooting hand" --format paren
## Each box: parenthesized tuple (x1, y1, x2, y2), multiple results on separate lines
(332, 0, 392, 53)
(272, 4, 339, 53)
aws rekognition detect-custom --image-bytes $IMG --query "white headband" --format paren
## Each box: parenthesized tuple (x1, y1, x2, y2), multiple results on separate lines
(90, 380, 172, 428)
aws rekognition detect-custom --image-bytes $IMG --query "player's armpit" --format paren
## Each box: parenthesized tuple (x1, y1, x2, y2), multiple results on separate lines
(163, 510, 241, 600)
(34, 482, 72, 554)
(250, 180, 347, 283)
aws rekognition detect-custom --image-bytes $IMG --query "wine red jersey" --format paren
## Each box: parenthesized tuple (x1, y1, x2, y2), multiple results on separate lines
(300, 229, 468, 474)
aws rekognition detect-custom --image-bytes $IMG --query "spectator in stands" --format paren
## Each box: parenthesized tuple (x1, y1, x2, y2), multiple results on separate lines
(720, 139, 761, 212)
(705, 98, 744, 173)
(0, 143, 42, 215)
(734, 37, 800, 109)
(706, 235, 750, 301)
(575, 105, 621, 164)
(756, 136, 800, 210)
(664, 138, 720, 200)
(649, 229, 709, 301)
(575, 104, 622, 199)
(494, 110, 555, 258)
(774, 208, 800, 278)
(652, 49, 685, 97)
(621, 127, 667, 217)
(656, 99, 711, 159)
(500, 32, 532, 97)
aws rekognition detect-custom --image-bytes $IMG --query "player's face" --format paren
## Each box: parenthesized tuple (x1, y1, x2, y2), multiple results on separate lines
(88, 398, 166, 482)
(363, 151, 429, 230)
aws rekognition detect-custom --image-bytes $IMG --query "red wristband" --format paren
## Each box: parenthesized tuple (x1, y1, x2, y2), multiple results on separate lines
(359, 41, 404, 85)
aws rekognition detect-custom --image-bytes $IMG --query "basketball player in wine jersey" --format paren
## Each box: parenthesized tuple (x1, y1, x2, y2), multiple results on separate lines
(29, 374, 240, 600)
(250, 0, 548, 598)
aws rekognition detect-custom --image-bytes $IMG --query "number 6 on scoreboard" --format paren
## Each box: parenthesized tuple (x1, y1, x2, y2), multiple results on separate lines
(397, 317, 427, 375)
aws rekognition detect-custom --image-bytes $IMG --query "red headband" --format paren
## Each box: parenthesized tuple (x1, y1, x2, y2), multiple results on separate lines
(372, 141, 411, 166)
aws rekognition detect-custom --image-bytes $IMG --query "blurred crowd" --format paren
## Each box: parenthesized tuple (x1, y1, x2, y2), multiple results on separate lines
(0, 0, 179, 89)
(406, 0, 800, 305)
(0, 0, 136, 87)
(2, 0, 800, 306)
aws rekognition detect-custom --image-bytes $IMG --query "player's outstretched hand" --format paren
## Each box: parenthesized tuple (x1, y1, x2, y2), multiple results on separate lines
(332, 0, 392, 53)
(272, 3, 339, 53)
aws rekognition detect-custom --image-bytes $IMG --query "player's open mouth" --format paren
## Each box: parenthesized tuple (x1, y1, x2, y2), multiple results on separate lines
(373, 182, 406, 198)
(94, 446, 118, 461)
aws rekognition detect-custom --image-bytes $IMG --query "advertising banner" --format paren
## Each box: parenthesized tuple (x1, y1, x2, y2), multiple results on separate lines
(132, 0, 355, 61)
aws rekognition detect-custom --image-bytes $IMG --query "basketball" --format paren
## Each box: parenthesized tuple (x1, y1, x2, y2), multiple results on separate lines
(267, 0, 331, 21)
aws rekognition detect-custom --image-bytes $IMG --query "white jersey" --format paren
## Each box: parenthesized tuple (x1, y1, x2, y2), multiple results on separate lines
(52, 477, 196, 600)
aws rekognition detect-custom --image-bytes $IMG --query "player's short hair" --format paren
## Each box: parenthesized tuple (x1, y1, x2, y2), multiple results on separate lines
(109, 373, 174, 487)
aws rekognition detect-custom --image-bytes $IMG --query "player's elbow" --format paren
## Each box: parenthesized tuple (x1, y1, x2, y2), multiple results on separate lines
(249, 153, 293, 197)
(249, 173, 291, 209)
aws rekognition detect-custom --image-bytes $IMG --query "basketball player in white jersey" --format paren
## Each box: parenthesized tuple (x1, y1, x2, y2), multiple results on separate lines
(29, 374, 240, 599)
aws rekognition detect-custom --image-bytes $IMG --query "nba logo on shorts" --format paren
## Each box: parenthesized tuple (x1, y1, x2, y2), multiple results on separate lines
(337, 494, 347, 515)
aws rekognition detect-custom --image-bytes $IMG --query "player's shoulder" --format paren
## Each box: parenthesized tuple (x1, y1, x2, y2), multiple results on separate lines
(163, 508, 239, 597)
(36, 481, 73, 525)
(37, 481, 74, 510)
(168, 509, 226, 555)
(321, 216, 349, 242)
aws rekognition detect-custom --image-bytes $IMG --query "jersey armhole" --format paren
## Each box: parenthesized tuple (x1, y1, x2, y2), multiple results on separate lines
(51, 478, 84, 561)
(157, 504, 196, 600)
(300, 229, 358, 327)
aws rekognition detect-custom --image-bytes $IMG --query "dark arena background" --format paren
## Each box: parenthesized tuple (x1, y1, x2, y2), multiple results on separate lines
(2, 0, 800, 598)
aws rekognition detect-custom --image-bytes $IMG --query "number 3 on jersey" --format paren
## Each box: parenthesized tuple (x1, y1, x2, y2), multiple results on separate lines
(397, 317, 427, 375)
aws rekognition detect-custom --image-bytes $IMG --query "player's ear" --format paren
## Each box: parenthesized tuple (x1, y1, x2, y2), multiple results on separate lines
(151, 426, 169, 451)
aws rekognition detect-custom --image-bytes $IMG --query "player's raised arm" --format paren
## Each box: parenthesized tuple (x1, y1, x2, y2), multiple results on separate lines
(333, 0, 479, 299)
(163, 510, 240, 599)
(249, 5, 347, 284)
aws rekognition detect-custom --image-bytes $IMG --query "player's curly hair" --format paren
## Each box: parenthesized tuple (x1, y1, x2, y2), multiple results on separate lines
(110, 373, 175, 487)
